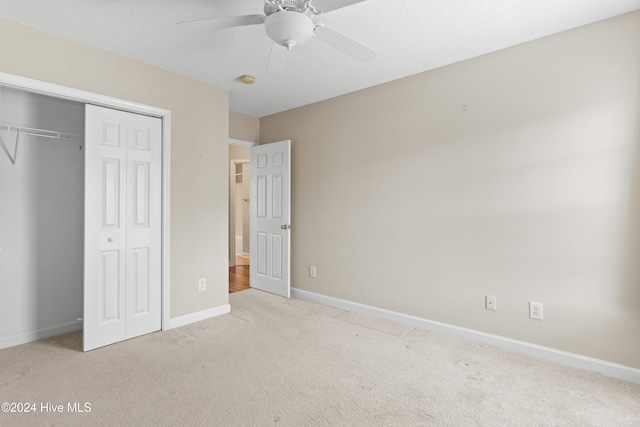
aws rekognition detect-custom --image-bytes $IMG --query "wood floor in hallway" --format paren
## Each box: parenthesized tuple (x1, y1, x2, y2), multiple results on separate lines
(229, 256, 250, 293)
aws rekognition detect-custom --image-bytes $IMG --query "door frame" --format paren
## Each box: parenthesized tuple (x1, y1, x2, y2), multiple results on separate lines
(229, 158, 250, 267)
(229, 138, 257, 267)
(0, 71, 172, 331)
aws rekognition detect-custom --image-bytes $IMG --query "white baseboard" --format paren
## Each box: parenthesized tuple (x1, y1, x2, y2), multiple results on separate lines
(291, 288, 640, 385)
(241, 252, 250, 258)
(0, 320, 82, 350)
(235, 236, 243, 256)
(167, 304, 231, 329)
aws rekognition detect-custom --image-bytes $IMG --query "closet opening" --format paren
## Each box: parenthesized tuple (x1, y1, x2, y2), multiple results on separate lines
(0, 85, 85, 348)
(0, 74, 172, 352)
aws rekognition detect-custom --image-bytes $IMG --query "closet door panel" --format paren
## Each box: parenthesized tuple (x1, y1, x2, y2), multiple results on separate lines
(132, 161, 150, 227)
(85, 106, 128, 351)
(102, 159, 122, 228)
(125, 115, 161, 339)
(132, 247, 150, 315)
(84, 105, 161, 351)
(100, 250, 123, 322)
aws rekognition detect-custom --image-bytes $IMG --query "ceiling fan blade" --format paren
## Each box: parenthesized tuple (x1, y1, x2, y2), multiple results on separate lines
(313, 24, 377, 62)
(176, 14, 266, 31)
(311, 0, 367, 13)
(266, 42, 289, 76)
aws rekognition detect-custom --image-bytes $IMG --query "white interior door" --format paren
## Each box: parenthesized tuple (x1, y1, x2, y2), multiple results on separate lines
(250, 140, 291, 298)
(84, 105, 162, 351)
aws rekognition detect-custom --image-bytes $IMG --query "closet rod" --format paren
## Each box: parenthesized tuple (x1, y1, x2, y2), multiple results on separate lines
(0, 123, 83, 142)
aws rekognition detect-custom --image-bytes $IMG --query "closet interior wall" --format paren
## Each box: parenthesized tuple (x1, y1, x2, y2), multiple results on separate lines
(0, 86, 85, 347)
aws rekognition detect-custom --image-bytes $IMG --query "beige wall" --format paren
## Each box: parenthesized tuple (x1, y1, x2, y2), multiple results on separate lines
(261, 11, 640, 368)
(230, 111, 260, 143)
(229, 145, 251, 159)
(0, 19, 230, 318)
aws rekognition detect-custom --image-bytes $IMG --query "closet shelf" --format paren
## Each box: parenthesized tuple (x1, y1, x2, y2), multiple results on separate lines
(0, 123, 83, 142)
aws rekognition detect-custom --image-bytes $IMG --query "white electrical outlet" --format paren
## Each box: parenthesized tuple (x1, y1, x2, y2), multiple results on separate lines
(198, 278, 207, 292)
(485, 295, 497, 311)
(309, 266, 317, 278)
(529, 301, 543, 320)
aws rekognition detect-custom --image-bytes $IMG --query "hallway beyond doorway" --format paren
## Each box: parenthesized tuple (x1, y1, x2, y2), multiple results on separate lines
(230, 256, 250, 293)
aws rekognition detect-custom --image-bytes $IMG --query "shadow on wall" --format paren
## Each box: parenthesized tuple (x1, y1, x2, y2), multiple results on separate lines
(621, 108, 640, 311)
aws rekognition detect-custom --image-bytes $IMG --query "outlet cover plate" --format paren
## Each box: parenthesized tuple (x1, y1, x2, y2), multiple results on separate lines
(485, 295, 497, 311)
(529, 301, 543, 320)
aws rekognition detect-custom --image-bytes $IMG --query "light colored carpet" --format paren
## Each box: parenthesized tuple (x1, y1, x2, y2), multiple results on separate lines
(1, 289, 639, 426)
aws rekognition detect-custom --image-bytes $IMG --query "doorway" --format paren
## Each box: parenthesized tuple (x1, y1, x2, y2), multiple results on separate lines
(229, 138, 257, 293)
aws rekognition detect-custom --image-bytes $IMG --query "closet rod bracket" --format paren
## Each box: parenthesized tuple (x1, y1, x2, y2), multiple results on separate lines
(0, 131, 19, 166)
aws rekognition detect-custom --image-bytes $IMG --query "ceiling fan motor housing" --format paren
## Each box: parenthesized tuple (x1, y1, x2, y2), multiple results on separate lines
(265, 10, 315, 50)
(264, 0, 319, 16)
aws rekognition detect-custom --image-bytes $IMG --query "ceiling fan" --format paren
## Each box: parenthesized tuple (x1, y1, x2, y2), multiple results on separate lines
(177, 0, 377, 74)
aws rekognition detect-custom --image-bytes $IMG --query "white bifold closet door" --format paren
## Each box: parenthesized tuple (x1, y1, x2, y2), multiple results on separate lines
(84, 105, 162, 351)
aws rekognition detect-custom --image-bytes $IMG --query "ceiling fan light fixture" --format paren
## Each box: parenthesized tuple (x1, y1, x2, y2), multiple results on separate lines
(265, 11, 314, 50)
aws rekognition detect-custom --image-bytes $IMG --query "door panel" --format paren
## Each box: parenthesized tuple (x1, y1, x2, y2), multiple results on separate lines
(272, 234, 283, 279)
(84, 105, 162, 351)
(102, 159, 121, 228)
(133, 161, 150, 227)
(272, 175, 283, 218)
(250, 140, 291, 298)
(257, 232, 268, 276)
(85, 108, 128, 351)
(100, 250, 122, 322)
(126, 113, 161, 338)
(132, 247, 150, 315)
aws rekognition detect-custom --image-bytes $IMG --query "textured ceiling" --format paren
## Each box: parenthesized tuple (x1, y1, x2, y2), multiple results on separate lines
(1, 0, 639, 117)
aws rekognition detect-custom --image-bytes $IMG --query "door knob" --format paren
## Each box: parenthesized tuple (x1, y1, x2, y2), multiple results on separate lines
(108, 237, 114, 242)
